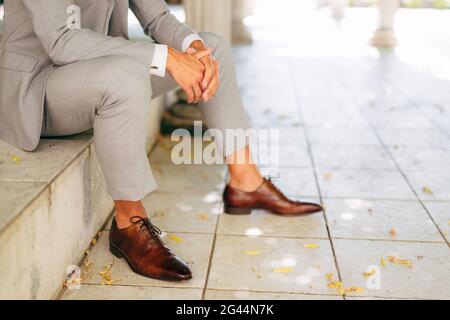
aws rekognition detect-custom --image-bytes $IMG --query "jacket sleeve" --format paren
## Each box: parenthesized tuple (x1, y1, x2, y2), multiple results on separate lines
(23, 0, 156, 67)
(130, 0, 198, 51)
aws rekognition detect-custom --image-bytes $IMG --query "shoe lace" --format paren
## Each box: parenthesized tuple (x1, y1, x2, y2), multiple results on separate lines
(130, 216, 164, 246)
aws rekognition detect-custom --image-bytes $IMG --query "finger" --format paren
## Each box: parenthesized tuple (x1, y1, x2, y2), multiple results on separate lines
(186, 48, 196, 55)
(184, 86, 195, 104)
(192, 56, 206, 72)
(206, 62, 220, 100)
(192, 83, 203, 104)
(202, 71, 219, 102)
(194, 48, 212, 60)
(201, 60, 214, 90)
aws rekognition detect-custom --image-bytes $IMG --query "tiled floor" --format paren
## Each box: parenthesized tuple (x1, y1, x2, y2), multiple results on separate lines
(61, 2, 450, 300)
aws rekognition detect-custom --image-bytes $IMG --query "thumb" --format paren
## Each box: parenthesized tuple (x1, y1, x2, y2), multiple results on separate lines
(186, 48, 196, 55)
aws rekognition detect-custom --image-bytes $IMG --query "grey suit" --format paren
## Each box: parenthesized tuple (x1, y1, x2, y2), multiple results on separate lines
(0, 0, 251, 200)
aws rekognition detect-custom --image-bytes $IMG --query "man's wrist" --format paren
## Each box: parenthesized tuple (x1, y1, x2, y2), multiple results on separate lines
(166, 47, 178, 74)
(182, 34, 204, 52)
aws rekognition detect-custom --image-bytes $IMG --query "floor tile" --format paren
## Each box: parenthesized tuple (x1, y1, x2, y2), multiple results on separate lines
(307, 127, 382, 147)
(272, 168, 319, 197)
(390, 147, 450, 172)
(334, 239, 450, 299)
(277, 128, 308, 147)
(324, 199, 443, 242)
(105, 193, 222, 234)
(62, 284, 202, 300)
(217, 197, 328, 239)
(366, 109, 435, 130)
(422, 202, 450, 242)
(207, 235, 339, 295)
(0, 139, 90, 183)
(255, 144, 312, 169)
(204, 289, 342, 300)
(152, 163, 226, 194)
(312, 145, 396, 170)
(377, 128, 450, 150)
(318, 169, 416, 200)
(82, 231, 213, 289)
(302, 108, 367, 129)
(420, 105, 450, 133)
(404, 171, 450, 201)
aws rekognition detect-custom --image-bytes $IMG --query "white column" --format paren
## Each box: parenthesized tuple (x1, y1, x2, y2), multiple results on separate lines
(183, 0, 232, 44)
(371, 0, 400, 47)
(232, 0, 254, 44)
(0, 5, 3, 32)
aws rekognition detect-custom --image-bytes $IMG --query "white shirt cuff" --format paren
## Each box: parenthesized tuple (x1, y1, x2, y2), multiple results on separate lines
(181, 34, 204, 53)
(150, 44, 168, 77)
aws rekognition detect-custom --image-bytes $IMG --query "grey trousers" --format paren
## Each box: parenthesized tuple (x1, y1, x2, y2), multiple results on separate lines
(41, 32, 251, 201)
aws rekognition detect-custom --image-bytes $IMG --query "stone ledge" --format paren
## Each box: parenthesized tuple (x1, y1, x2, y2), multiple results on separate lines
(0, 97, 164, 299)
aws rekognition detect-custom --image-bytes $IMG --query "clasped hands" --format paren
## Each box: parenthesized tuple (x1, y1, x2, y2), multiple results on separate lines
(166, 40, 219, 104)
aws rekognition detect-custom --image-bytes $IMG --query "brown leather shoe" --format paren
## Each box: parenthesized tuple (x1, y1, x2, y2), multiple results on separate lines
(109, 216, 192, 281)
(223, 178, 323, 216)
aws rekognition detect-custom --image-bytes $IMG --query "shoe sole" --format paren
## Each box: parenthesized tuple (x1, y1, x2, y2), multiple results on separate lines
(223, 205, 252, 215)
(223, 205, 323, 216)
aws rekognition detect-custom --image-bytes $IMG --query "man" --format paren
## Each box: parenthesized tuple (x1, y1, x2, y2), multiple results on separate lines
(0, 0, 322, 281)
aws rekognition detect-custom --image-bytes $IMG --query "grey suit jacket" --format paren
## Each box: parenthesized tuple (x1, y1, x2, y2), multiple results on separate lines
(0, 0, 196, 151)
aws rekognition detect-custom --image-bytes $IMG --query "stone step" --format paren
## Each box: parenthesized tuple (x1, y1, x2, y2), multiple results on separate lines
(0, 97, 164, 299)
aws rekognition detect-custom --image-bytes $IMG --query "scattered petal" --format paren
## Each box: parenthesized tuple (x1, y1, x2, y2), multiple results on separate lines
(422, 186, 433, 195)
(389, 229, 397, 238)
(196, 212, 209, 220)
(100, 279, 120, 286)
(63, 272, 81, 289)
(98, 263, 119, 285)
(303, 243, 319, 249)
(11, 155, 22, 163)
(81, 259, 94, 281)
(242, 250, 260, 255)
(152, 211, 165, 218)
(272, 267, 294, 273)
(323, 172, 333, 180)
(388, 256, 413, 268)
(345, 287, 364, 294)
(363, 269, 376, 278)
(83, 259, 93, 269)
(168, 234, 183, 243)
(380, 257, 387, 267)
(98, 264, 112, 277)
(327, 280, 343, 290)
